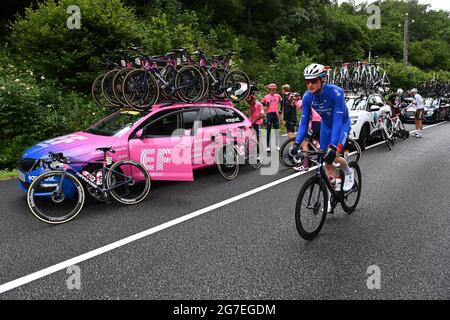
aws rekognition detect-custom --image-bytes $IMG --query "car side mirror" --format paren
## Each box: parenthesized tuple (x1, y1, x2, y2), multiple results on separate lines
(136, 129, 144, 139)
(370, 105, 380, 112)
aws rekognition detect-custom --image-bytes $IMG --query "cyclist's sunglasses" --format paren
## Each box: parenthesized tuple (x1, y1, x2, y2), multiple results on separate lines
(305, 78, 320, 85)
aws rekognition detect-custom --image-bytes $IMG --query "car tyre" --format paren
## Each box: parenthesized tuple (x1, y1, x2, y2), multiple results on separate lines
(357, 124, 369, 151)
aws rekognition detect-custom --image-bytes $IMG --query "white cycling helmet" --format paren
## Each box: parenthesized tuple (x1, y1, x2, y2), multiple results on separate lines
(303, 63, 327, 79)
(397, 88, 403, 95)
(411, 88, 418, 94)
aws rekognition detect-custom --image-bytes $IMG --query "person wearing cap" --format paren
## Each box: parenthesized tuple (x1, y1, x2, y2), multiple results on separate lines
(290, 63, 354, 192)
(262, 83, 282, 152)
(410, 88, 424, 138)
(385, 88, 404, 117)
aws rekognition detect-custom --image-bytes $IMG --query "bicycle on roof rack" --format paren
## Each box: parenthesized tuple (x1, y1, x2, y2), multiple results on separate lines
(192, 49, 251, 102)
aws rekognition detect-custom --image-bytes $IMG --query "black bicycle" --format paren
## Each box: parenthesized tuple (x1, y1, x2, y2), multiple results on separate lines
(294, 150, 362, 240)
(215, 127, 262, 180)
(27, 148, 151, 224)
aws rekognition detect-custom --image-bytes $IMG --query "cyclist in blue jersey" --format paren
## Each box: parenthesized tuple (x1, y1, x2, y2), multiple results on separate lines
(291, 63, 355, 192)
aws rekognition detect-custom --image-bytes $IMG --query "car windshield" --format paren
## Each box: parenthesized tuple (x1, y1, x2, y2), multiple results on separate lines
(346, 99, 355, 110)
(85, 110, 145, 136)
(424, 98, 438, 106)
(347, 98, 366, 110)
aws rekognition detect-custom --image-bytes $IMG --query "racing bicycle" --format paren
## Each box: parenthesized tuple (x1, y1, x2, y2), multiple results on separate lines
(279, 133, 362, 168)
(215, 126, 262, 180)
(27, 147, 151, 224)
(294, 150, 362, 240)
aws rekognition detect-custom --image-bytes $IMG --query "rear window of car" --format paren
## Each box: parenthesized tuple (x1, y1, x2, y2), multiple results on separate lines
(214, 107, 244, 125)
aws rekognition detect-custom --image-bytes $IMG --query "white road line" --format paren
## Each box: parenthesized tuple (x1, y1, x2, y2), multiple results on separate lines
(0, 121, 446, 294)
(365, 122, 445, 150)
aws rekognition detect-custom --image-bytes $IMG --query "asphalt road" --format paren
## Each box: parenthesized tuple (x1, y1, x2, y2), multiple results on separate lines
(1, 122, 449, 300)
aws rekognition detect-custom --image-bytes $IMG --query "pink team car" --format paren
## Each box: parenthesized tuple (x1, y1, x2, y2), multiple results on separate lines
(18, 100, 254, 194)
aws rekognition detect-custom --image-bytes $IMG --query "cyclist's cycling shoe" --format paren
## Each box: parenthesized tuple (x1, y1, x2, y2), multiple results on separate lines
(343, 169, 355, 192)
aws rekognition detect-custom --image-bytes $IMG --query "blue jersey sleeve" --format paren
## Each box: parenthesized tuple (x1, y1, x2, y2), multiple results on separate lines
(330, 88, 346, 146)
(295, 94, 311, 145)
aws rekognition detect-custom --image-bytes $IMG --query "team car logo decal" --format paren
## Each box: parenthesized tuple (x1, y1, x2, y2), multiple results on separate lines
(140, 148, 172, 171)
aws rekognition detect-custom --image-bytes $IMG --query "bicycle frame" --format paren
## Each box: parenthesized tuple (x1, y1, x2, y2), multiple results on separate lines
(306, 151, 354, 208)
(40, 160, 133, 199)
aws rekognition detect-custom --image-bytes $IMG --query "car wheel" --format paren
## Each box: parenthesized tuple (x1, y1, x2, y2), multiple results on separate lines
(357, 124, 368, 151)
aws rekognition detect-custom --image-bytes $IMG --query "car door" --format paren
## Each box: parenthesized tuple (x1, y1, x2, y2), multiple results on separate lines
(194, 107, 222, 166)
(128, 110, 194, 181)
(439, 98, 450, 120)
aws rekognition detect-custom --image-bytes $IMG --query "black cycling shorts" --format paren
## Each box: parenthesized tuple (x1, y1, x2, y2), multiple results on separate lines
(305, 121, 321, 140)
(285, 121, 297, 133)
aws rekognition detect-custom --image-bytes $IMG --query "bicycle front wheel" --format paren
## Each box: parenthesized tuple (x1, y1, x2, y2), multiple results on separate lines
(27, 171, 85, 224)
(340, 161, 362, 214)
(381, 128, 392, 151)
(344, 137, 362, 164)
(279, 137, 301, 168)
(216, 144, 239, 180)
(295, 176, 328, 240)
(175, 65, 205, 102)
(107, 160, 151, 205)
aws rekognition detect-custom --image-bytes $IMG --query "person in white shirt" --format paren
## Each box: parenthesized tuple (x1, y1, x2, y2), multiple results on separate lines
(411, 88, 424, 138)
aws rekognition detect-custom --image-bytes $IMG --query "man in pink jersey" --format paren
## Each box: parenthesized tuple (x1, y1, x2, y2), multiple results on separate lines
(262, 83, 282, 152)
(246, 94, 265, 143)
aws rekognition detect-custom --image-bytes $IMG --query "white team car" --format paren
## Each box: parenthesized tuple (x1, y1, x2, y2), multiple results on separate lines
(346, 94, 391, 150)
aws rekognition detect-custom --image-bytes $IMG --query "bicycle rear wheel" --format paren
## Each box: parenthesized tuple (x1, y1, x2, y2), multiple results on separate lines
(27, 171, 85, 224)
(223, 70, 251, 102)
(112, 67, 134, 106)
(396, 119, 409, 139)
(340, 161, 362, 214)
(107, 160, 151, 205)
(92, 73, 112, 108)
(295, 176, 328, 240)
(246, 138, 262, 169)
(101, 69, 121, 107)
(122, 69, 159, 110)
(216, 144, 239, 180)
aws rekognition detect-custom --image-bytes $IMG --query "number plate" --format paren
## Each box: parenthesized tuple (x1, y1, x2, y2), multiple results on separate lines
(19, 172, 25, 182)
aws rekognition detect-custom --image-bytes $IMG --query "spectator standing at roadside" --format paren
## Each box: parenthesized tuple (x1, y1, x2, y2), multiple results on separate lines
(411, 88, 424, 138)
(385, 88, 404, 117)
(262, 83, 282, 152)
(281, 84, 298, 140)
(246, 94, 265, 143)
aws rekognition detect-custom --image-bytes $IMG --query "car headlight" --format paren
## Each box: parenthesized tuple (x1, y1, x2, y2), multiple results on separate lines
(350, 117, 358, 125)
(426, 110, 434, 115)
